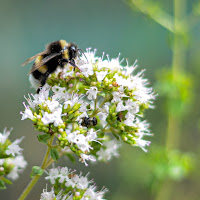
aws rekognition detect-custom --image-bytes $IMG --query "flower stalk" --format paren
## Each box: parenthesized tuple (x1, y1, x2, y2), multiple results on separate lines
(18, 136, 54, 200)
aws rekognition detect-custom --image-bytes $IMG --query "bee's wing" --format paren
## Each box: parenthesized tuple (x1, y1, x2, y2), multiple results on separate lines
(22, 50, 48, 66)
(27, 52, 61, 75)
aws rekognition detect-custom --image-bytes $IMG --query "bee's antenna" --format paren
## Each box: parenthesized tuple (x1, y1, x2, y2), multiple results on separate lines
(78, 49, 88, 62)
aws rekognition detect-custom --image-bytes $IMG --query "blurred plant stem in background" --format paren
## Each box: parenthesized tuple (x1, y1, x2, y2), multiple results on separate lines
(128, 0, 198, 199)
(167, 0, 186, 151)
(158, 1, 187, 199)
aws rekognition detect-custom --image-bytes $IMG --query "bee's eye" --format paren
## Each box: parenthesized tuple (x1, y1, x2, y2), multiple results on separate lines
(71, 46, 76, 52)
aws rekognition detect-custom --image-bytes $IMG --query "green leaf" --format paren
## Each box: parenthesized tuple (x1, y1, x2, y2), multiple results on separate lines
(1, 177, 12, 185)
(37, 134, 51, 144)
(50, 148, 59, 161)
(0, 180, 6, 189)
(30, 166, 44, 178)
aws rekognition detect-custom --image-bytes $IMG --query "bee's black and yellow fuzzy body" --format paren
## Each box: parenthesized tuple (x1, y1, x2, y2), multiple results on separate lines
(23, 40, 79, 93)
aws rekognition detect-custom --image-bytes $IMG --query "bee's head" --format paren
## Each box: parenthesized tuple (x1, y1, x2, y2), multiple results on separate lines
(68, 43, 78, 60)
(67, 43, 88, 62)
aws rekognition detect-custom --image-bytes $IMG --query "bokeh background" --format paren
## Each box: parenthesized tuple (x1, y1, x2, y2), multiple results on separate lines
(0, 0, 200, 199)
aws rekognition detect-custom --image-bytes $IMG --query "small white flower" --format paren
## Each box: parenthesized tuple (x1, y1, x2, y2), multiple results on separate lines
(113, 73, 128, 87)
(40, 187, 55, 200)
(79, 154, 96, 166)
(52, 86, 69, 101)
(111, 91, 127, 103)
(64, 93, 79, 109)
(79, 63, 94, 77)
(95, 71, 108, 82)
(41, 112, 55, 125)
(13, 155, 27, 169)
(78, 48, 98, 64)
(124, 112, 135, 127)
(45, 168, 59, 184)
(6, 137, 24, 156)
(6, 155, 27, 180)
(58, 167, 69, 183)
(74, 134, 91, 152)
(97, 140, 121, 161)
(0, 128, 11, 144)
(45, 99, 60, 112)
(116, 101, 128, 112)
(122, 60, 137, 76)
(97, 112, 108, 122)
(82, 185, 107, 200)
(20, 103, 34, 120)
(66, 130, 79, 143)
(133, 119, 152, 152)
(52, 106, 63, 127)
(86, 87, 98, 100)
(72, 174, 90, 190)
(6, 166, 19, 180)
(41, 106, 63, 127)
(86, 129, 98, 142)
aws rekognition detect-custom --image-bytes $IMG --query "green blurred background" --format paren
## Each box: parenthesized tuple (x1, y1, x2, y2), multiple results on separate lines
(0, 0, 200, 199)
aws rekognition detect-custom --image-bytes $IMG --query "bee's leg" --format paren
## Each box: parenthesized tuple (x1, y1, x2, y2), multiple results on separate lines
(59, 58, 69, 66)
(60, 58, 81, 72)
(37, 72, 50, 94)
(36, 88, 41, 94)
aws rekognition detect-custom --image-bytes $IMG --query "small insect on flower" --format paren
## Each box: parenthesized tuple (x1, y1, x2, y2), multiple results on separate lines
(22, 40, 86, 93)
(117, 112, 124, 122)
(81, 117, 97, 128)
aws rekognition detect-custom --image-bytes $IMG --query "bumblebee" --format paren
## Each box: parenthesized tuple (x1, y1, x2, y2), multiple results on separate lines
(81, 117, 97, 128)
(22, 40, 81, 93)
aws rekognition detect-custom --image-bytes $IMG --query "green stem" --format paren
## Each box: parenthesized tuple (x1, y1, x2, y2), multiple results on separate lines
(166, 0, 186, 150)
(102, 123, 109, 131)
(99, 94, 110, 108)
(91, 94, 111, 117)
(155, 1, 186, 200)
(18, 136, 54, 200)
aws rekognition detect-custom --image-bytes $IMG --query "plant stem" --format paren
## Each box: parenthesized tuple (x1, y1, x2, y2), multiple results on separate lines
(18, 136, 54, 200)
(166, 0, 186, 150)
(155, 1, 186, 200)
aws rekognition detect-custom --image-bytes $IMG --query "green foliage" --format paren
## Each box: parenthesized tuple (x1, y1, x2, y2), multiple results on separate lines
(30, 166, 44, 178)
(0, 179, 6, 190)
(155, 68, 194, 117)
(50, 148, 59, 161)
(37, 134, 51, 144)
(192, 1, 200, 16)
(0, 139, 12, 159)
(149, 147, 194, 182)
(0, 177, 12, 190)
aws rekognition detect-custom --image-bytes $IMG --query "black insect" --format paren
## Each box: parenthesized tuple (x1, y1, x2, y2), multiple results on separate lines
(81, 117, 97, 128)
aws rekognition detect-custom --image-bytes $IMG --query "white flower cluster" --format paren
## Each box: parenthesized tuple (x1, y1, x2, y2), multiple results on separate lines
(21, 48, 155, 167)
(40, 187, 67, 200)
(0, 128, 27, 181)
(83, 50, 154, 148)
(21, 85, 86, 130)
(21, 85, 120, 165)
(45, 166, 107, 200)
(69, 49, 155, 151)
